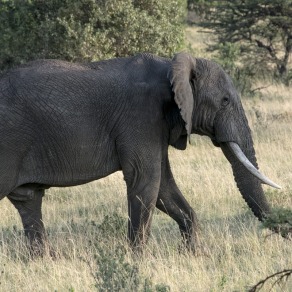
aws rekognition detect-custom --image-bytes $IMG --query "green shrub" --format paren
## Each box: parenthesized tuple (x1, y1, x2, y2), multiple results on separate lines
(91, 245, 170, 291)
(0, 0, 186, 70)
(262, 208, 292, 239)
(95, 212, 127, 240)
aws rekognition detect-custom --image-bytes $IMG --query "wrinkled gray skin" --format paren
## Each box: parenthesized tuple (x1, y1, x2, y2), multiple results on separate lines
(0, 52, 273, 255)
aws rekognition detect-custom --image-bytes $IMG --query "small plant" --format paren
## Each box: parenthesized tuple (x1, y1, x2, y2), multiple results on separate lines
(262, 208, 292, 239)
(94, 212, 127, 239)
(91, 245, 170, 291)
(218, 274, 227, 290)
(93, 245, 139, 291)
(87, 213, 170, 291)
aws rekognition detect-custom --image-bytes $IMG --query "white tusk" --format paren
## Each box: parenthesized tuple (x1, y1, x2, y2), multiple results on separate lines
(227, 142, 281, 189)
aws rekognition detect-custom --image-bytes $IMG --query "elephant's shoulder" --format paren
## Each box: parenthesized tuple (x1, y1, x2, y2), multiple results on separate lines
(130, 53, 170, 68)
(124, 54, 170, 85)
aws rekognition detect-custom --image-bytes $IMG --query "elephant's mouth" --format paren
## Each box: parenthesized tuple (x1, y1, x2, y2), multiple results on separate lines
(193, 125, 217, 142)
(220, 141, 281, 189)
(211, 138, 220, 147)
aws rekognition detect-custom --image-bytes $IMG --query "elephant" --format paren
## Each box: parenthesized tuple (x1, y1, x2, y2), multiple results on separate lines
(0, 52, 281, 255)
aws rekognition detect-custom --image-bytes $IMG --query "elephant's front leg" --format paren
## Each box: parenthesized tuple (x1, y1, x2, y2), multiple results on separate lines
(7, 187, 46, 257)
(156, 156, 200, 253)
(122, 154, 161, 252)
(127, 187, 159, 251)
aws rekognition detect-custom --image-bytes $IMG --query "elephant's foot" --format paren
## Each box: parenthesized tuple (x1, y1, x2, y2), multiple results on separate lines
(128, 225, 151, 256)
(178, 232, 210, 257)
(27, 236, 59, 259)
(7, 186, 51, 258)
(178, 240, 210, 257)
(27, 240, 45, 258)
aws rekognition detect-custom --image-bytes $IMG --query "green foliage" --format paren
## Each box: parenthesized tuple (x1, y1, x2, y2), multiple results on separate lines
(89, 213, 170, 291)
(0, 0, 186, 70)
(93, 246, 139, 291)
(95, 212, 127, 239)
(262, 208, 292, 238)
(187, 0, 215, 20)
(189, 0, 292, 85)
(92, 245, 170, 291)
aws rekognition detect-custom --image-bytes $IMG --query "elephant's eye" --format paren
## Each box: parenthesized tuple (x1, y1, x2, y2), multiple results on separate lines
(221, 96, 230, 107)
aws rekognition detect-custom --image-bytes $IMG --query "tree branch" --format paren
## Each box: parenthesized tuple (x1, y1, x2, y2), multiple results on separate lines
(248, 269, 292, 292)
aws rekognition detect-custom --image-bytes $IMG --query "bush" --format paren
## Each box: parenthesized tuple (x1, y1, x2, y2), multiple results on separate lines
(262, 208, 292, 239)
(86, 213, 171, 291)
(0, 0, 186, 70)
(95, 212, 127, 240)
(92, 245, 170, 291)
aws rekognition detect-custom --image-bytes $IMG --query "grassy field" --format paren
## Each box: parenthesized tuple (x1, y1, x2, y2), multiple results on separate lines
(0, 28, 291, 291)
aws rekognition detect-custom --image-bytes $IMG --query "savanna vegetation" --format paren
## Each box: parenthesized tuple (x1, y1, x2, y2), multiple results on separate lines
(0, 0, 291, 291)
(0, 0, 185, 70)
(188, 0, 292, 86)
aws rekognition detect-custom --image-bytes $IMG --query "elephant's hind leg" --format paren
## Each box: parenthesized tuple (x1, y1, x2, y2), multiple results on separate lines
(156, 156, 200, 253)
(7, 186, 46, 256)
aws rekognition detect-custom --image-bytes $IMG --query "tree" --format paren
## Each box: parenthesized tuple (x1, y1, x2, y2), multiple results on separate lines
(0, 0, 186, 70)
(189, 0, 292, 84)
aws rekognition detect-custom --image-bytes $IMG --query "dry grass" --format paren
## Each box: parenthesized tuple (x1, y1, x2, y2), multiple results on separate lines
(0, 29, 291, 292)
(185, 26, 215, 59)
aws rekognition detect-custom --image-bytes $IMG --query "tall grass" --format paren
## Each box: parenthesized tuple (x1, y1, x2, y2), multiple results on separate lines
(0, 30, 291, 291)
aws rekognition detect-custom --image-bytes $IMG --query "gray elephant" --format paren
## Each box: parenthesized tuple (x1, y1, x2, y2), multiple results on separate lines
(0, 52, 281, 255)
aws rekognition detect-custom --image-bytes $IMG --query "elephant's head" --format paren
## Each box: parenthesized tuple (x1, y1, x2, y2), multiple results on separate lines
(169, 52, 280, 222)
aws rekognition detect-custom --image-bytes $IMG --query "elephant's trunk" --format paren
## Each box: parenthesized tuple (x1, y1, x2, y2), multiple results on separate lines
(220, 141, 271, 221)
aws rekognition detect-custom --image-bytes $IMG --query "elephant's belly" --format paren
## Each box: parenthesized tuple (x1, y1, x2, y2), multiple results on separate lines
(49, 163, 122, 187)
(17, 144, 122, 188)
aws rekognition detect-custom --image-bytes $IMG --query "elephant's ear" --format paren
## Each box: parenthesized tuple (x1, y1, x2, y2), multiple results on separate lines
(168, 52, 196, 136)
